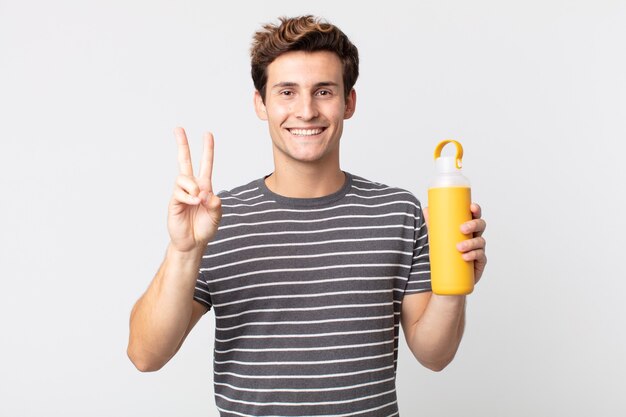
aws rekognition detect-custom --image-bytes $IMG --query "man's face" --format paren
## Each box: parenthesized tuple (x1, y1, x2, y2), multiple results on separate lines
(254, 50, 356, 168)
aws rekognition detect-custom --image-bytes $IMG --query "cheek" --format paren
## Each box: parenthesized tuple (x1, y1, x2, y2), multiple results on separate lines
(326, 103, 347, 121)
(267, 106, 290, 124)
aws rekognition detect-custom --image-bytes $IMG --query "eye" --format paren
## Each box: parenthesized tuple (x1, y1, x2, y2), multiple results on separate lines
(316, 89, 332, 96)
(279, 90, 294, 97)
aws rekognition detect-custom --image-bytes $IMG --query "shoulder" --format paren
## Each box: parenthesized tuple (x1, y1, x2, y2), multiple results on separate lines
(348, 173, 423, 209)
(216, 178, 265, 202)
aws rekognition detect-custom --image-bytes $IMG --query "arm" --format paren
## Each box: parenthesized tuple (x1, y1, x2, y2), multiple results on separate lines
(127, 128, 222, 372)
(401, 203, 486, 371)
(127, 247, 208, 372)
(401, 292, 466, 372)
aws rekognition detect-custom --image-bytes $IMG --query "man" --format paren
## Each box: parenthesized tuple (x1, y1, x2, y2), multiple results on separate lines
(128, 15, 487, 416)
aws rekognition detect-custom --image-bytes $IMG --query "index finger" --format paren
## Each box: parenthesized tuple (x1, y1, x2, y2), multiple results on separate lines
(174, 127, 194, 176)
(470, 202, 482, 219)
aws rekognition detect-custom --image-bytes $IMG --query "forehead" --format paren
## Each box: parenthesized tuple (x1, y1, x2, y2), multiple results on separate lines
(267, 50, 343, 87)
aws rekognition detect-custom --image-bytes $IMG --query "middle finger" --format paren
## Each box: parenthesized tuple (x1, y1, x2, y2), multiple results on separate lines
(461, 218, 486, 236)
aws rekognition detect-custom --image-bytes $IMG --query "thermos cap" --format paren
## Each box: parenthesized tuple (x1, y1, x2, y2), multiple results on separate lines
(435, 156, 461, 173)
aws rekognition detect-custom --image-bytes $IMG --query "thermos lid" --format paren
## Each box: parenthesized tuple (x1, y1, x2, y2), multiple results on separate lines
(435, 156, 461, 173)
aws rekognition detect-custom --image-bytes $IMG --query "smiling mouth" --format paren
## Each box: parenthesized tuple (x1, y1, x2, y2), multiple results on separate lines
(287, 128, 326, 136)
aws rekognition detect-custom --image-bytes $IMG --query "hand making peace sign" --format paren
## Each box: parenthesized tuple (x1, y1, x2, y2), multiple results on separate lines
(167, 127, 222, 254)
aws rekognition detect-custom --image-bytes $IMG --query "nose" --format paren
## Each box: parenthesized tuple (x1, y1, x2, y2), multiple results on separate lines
(294, 95, 319, 121)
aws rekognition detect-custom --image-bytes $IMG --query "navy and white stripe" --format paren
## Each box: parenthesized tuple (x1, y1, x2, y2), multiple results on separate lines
(194, 172, 431, 416)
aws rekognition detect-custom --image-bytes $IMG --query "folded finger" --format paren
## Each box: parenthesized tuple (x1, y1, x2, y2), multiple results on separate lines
(173, 188, 201, 205)
(461, 219, 486, 235)
(457, 236, 486, 252)
(462, 248, 485, 262)
(176, 175, 201, 197)
(470, 202, 482, 219)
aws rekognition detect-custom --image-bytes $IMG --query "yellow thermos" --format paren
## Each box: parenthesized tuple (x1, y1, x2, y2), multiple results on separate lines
(428, 140, 474, 295)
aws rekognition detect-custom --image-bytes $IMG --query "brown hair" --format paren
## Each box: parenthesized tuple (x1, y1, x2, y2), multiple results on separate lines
(250, 15, 359, 102)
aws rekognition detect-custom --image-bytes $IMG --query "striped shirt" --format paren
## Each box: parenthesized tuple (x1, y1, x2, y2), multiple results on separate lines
(193, 172, 431, 417)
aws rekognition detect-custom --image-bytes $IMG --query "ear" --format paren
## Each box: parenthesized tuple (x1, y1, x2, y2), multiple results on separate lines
(254, 90, 268, 121)
(343, 88, 357, 120)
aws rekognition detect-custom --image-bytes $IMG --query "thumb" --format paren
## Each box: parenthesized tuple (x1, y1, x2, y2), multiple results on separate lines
(422, 206, 430, 229)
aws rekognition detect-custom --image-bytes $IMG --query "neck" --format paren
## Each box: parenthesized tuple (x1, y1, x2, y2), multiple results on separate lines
(265, 161, 345, 199)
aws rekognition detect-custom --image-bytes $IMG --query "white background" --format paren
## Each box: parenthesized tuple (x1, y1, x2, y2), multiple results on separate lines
(1, 0, 625, 416)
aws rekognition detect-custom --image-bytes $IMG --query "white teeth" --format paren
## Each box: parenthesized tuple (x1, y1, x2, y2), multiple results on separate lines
(289, 128, 323, 136)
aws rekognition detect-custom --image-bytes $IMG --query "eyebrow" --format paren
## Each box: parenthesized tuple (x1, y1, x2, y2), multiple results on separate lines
(271, 81, 340, 89)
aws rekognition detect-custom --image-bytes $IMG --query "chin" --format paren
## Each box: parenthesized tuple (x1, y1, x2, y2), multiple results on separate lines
(291, 155, 324, 164)
(284, 147, 327, 163)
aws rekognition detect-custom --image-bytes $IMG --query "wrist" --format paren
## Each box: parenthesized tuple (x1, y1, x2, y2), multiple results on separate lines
(166, 243, 205, 266)
(157, 244, 205, 291)
(431, 293, 466, 309)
